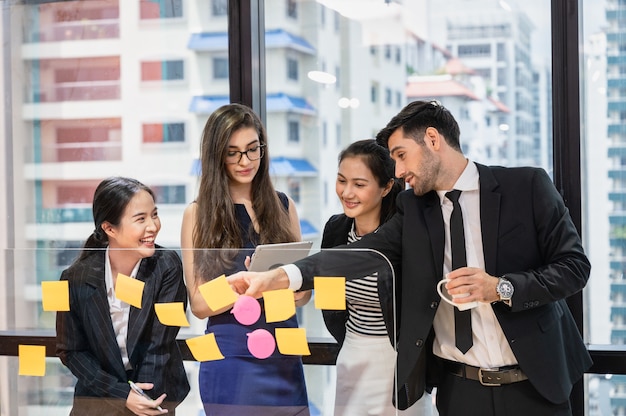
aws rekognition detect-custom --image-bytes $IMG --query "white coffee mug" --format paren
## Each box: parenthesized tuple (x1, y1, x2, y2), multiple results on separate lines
(436, 278, 479, 311)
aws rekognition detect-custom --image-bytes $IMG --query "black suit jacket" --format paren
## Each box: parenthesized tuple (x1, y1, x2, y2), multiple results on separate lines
(321, 214, 398, 347)
(295, 164, 592, 409)
(56, 246, 190, 415)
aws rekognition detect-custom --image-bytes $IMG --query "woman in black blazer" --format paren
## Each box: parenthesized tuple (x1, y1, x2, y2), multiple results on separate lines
(321, 140, 431, 415)
(56, 177, 189, 415)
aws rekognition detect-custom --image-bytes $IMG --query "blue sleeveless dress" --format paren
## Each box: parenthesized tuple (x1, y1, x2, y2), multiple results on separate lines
(199, 193, 310, 416)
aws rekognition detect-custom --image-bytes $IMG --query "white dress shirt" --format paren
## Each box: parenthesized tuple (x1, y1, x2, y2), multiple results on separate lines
(104, 247, 142, 370)
(432, 160, 517, 368)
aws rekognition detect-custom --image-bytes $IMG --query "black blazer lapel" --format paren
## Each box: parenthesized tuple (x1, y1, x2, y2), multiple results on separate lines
(127, 258, 154, 360)
(423, 191, 445, 279)
(83, 254, 127, 378)
(477, 164, 501, 275)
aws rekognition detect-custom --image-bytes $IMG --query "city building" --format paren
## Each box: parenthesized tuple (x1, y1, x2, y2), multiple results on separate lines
(1, 1, 609, 415)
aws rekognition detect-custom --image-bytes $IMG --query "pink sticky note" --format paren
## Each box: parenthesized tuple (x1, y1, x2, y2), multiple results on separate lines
(247, 329, 275, 359)
(231, 295, 261, 325)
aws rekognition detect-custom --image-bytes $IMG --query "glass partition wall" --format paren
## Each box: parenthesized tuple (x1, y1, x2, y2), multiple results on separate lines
(1, 247, 395, 415)
(1, 0, 616, 415)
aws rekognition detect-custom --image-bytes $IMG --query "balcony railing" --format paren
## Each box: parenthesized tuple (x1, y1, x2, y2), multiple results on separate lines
(41, 141, 122, 163)
(31, 81, 120, 103)
(27, 19, 119, 43)
(37, 207, 92, 224)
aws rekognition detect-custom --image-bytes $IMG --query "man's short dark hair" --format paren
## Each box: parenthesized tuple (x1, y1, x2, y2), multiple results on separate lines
(376, 100, 462, 152)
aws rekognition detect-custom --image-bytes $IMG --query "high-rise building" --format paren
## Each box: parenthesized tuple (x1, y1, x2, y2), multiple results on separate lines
(605, 0, 626, 412)
(428, 0, 540, 167)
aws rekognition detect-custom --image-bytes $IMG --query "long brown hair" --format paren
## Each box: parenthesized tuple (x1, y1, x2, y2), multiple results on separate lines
(193, 103, 296, 276)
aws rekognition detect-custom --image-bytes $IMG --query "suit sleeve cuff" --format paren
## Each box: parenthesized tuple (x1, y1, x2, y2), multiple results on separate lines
(281, 264, 303, 291)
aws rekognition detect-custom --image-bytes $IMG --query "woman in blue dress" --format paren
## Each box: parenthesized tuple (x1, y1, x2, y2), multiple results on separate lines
(181, 103, 311, 416)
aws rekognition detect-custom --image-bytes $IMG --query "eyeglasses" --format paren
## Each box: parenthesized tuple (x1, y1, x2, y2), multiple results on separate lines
(225, 144, 266, 164)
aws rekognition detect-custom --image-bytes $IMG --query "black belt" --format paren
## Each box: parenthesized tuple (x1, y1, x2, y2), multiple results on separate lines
(441, 358, 528, 386)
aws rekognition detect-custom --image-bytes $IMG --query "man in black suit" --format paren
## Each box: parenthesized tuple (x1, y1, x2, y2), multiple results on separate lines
(229, 100, 592, 415)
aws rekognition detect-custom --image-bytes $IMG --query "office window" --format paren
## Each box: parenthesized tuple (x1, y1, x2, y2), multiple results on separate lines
(497, 67, 507, 86)
(288, 179, 301, 204)
(47, 181, 100, 224)
(142, 122, 185, 143)
(371, 82, 379, 103)
(497, 42, 507, 61)
(287, 0, 297, 19)
(288, 120, 300, 143)
(141, 60, 184, 81)
(140, 0, 183, 19)
(384, 45, 391, 60)
(57, 185, 96, 205)
(151, 185, 186, 204)
(212, 0, 227, 16)
(385, 87, 392, 106)
(320, 4, 326, 26)
(474, 68, 491, 79)
(213, 57, 229, 79)
(336, 123, 341, 147)
(395, 46, 402, 64)
(322, 121, 328, 147)
(0, 1, 599, 415)
(52, 119, 122, 163)
(287, 57, 298, 81)
(33, 57, 120, 102)
(29, 1, 119, 42)
(458, 43, 491, 57)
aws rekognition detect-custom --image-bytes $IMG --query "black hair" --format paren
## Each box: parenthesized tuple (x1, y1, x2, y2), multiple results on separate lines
(75, 176, 155, 262)
(376, 100, 461, 152)
(338, 139, 404, 223)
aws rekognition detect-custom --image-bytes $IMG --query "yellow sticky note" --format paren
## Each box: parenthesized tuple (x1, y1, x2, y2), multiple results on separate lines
(155, 302, 190, 327)
(185, 333, 225, 362)
(275, 327, 311, 356)
(41, 280, 70, 311)
(18, 345, 46, 376)
(198, 275, 237, 311)
(314, 276, 346, 310)
(263, 289, 296, 323)
(115, 273, 144, 308)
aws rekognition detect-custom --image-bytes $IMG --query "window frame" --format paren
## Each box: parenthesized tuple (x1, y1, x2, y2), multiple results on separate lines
(0, 3, 617, 416)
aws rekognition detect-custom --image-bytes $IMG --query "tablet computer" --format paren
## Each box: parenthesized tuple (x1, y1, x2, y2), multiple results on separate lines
(248, 241, 313, 272)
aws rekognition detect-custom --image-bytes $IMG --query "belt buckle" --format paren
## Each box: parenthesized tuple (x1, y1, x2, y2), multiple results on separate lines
(478, 368, 502, 386)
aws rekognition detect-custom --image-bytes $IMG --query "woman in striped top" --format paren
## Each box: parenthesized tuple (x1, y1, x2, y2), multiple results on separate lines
(321, 139, 432, 416)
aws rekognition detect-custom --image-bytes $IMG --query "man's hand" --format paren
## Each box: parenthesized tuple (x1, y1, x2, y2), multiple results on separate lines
(227, 268, 290, 298)
(445, 267, 500, 304)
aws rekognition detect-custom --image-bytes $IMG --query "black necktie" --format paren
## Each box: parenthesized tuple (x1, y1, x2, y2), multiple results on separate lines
(445, 190, 473, 354)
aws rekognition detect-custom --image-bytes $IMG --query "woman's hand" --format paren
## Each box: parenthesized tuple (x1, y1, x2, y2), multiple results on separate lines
(126, 382, 167, 415)
(294, 290, 312, 307)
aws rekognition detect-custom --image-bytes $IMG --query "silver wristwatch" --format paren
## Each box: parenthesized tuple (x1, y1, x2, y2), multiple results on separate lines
(496, 277, 514, 306)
